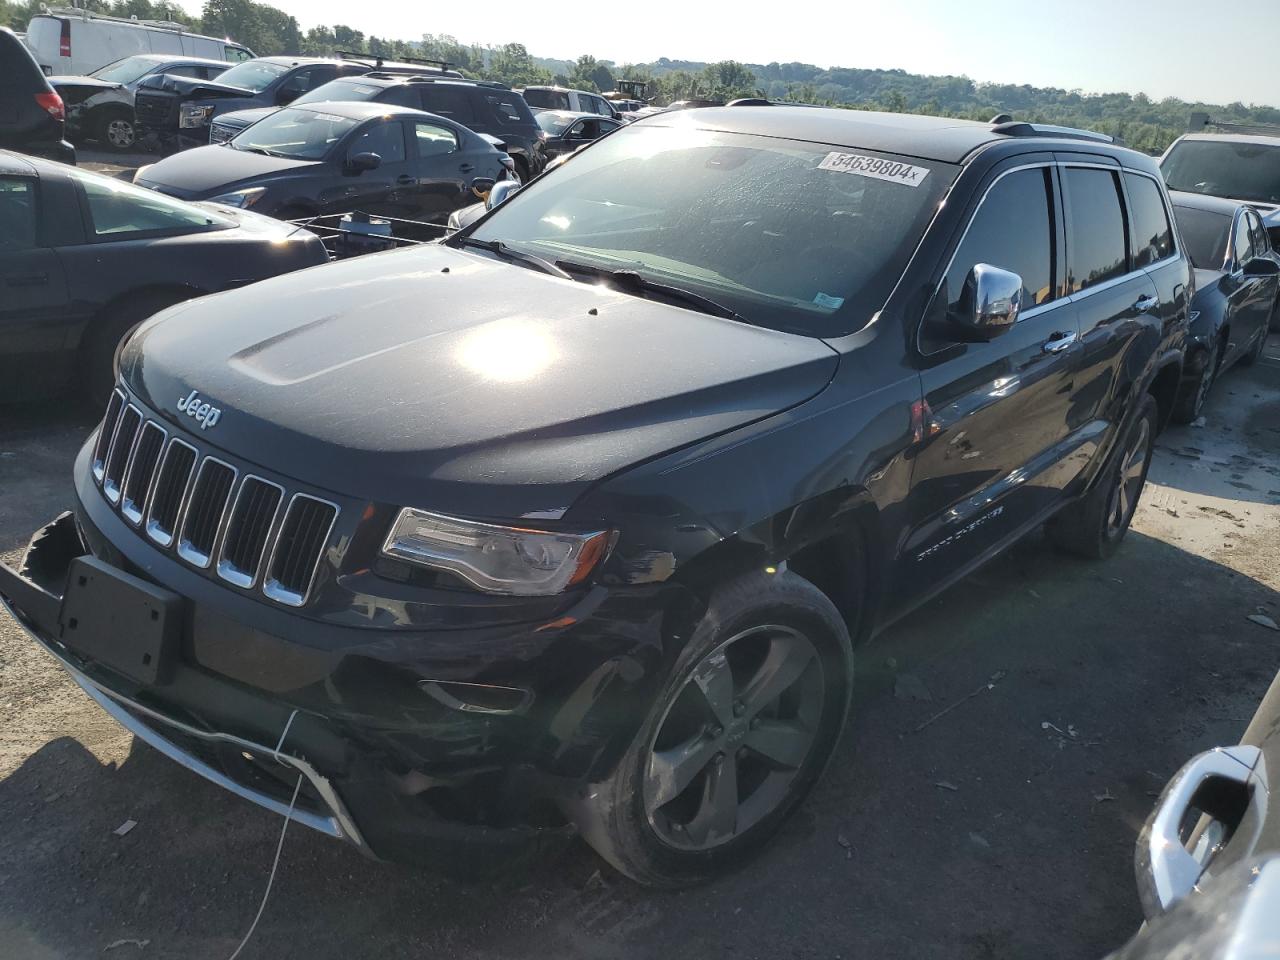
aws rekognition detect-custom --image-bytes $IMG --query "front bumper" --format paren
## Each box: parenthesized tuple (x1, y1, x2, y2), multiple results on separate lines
(0, 505, 679, 871)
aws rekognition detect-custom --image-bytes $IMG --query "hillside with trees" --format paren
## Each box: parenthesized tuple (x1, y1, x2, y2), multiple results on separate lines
(6, 0, 1279, 153)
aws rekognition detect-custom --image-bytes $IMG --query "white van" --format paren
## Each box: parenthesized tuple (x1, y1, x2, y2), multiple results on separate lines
(25, 8, 253, 76)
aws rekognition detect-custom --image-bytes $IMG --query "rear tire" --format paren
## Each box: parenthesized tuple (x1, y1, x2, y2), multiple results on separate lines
(80, 292, 186, 408)
(1047, 393, 1158, 560)
(1171, 339, 1219, 424)
(568, 569, 853, 888)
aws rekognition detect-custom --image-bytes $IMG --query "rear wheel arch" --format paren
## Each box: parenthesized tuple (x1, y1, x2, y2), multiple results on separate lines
(1145, 355, 1183, 433)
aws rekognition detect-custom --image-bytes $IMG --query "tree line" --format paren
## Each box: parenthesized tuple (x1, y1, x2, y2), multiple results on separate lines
(6, 0, 1279, 153)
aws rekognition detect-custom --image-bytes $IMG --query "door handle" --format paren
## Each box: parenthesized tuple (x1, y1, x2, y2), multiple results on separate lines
(1042, 331, 1077, 353)
(1133, 294, 1159, 312)
(5, 273, 49, 287)
(395, 175, 415, 185)
(459, 163, 474, 173)
(1136, 745, 1268, 918)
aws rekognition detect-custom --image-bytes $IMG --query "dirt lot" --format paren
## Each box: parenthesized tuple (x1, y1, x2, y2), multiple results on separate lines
(2, 325, 1279, 959)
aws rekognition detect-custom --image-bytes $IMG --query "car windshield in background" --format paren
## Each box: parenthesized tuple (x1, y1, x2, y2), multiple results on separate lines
(523, 88, 570, 110)
(89, 56, 158, 85)
(294, 78, 383, 105)
(470, 123, 955, 337)
(1172, 205, 1232, 270)
(535, 112, 577, 135)
(1163, 140, 1280, 204)
(211, 59, 289, 93)
(229, 108, 356, 160)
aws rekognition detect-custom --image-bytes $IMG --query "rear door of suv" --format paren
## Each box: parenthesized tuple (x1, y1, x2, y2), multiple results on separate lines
(1061, 158, 1164, 433)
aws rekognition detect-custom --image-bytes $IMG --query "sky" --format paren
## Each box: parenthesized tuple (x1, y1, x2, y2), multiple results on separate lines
(178, 0, 1280, 107)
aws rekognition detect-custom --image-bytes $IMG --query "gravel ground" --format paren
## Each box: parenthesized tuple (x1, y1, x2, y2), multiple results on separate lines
(1, 333, 1278, 960)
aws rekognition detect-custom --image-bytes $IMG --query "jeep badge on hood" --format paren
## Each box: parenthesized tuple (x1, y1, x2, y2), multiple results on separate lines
(177, 389, 221, 430)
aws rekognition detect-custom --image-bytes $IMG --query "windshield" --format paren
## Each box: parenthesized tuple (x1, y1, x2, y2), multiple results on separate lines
(1162, 139, 1280, 205)
(536, 112, 577, 135)
(68, 166, 233, 233)
(212, 60, 289, 94)
(468, 123, 955, 336)
(295, 78, 383, 106)
(524, 88, 570, 111)
(229, 107, 357, 160)
(1172, 204, 1232, 270)
(89, 56, 160, 85)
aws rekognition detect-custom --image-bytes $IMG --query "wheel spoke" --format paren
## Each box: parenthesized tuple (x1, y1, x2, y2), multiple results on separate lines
(1124, 451, 1146, 482)
(646, 732, 720, 812)
(744, 718, 812, 770)
(1116, 482, 1130, 524)
(683, 755, 738, 846)
(691, 650, 736, 728)
(741, 633, 814, 717)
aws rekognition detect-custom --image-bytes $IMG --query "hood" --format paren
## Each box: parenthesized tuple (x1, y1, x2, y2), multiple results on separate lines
(215, 106, 277, 128)
(137, 144, 319, 196)
(137, 73, 253, 99)
(121, 245, 838, 519)
(49, 75, 120, 91)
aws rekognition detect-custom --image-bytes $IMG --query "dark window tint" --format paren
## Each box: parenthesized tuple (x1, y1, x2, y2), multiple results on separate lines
(1064, 167, 1127, 292)
(0, 178, 37, 250)
(279, 65, 337, 99)
(523, 88, 571, 111)
(946, 167, 1056, 312)
(1172, 204, 1231, 270)
(418, 86, 475, 123)
(484, 91, 533, 125)
(1123, 173, 1174, 268)
(1248, 210, 1270, 255)
(166, 65, 205, 79)
(1233, 213, 1255, 265)
(1162, 139, 1280, 205)
(350, 120, 406, 163)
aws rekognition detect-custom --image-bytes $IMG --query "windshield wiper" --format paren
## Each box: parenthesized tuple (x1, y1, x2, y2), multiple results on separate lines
(555, 260, 749, 324)
(454, 237, 571, 279)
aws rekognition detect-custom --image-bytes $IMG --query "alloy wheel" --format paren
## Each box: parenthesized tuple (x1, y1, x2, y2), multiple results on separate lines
(643, 624, 825, 851)
(106, 119, 135, 149)
(1106, 417, 1150, 538)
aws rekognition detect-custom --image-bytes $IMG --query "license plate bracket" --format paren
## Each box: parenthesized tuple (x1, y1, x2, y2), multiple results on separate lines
(58, 556, 182, 685)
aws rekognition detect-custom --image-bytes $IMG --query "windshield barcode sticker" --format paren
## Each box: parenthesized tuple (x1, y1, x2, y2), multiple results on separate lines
(818, 152, 929, 187)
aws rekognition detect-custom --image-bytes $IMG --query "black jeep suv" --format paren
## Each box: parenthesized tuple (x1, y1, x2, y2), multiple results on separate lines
(0, 108, 1189, 887)
(209, 74, 548, 183)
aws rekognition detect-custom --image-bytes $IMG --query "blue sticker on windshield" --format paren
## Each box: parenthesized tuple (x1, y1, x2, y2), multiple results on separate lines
(813, 293, 845, 309)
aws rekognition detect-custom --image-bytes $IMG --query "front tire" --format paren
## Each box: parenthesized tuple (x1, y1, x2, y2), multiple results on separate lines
(80, 292, 186, 408)
(95, 109, 137, 152)
(569, 569, 853, 887)
(1171, 339, 1219, 424)
(1047, 393, 1158, 560)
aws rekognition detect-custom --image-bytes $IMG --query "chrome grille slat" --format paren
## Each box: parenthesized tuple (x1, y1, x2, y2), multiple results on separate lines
(95, 391, 340, 607)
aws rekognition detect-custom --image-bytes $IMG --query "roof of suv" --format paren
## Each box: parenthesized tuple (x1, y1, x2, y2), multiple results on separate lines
(282, 100, 441, 121)
(651, 106, 1123, 165)
(354, 74, 511, 90)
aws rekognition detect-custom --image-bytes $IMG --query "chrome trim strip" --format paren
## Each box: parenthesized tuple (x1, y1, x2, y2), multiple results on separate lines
(262, 493, 340, 608)
(92, 388, 126, 484)
(0, 593, 364, 848)
(144, 437, 198, 549)
(102, 405, 142, 505)
(176, 456, 238, 570)
(216, 475, 285, 589)
(120, 420, 168, 526)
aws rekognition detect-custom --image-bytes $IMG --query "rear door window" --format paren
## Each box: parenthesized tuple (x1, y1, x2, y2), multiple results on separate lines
(413, 121, 459, 157)
(417, 86, 475, 123)
(0, 178, 38, 251)
(1123, 172, 1174, 268)
(1064, 167, 1128, 292)
(350, 120, 407, 163)
(945, 167, 1057, 312)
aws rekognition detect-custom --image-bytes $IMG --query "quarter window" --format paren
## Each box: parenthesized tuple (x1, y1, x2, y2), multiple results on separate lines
(1233, 213, 1255, 266)
(1248, 210, 1270, 255)
(1064, 167, 1127, 292)
(946, 167, 1056, 314)
(0, 177, 37, 250)
(1123, 173, 1174, 268)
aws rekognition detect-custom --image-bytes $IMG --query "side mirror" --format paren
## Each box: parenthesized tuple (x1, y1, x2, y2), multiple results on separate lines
(1244, 256, 1280, 277)
(485, 179, 521, 211)
(346, 152, 382, 174)
(275, 85, 300, 106)
(952, 263, 1022, 341)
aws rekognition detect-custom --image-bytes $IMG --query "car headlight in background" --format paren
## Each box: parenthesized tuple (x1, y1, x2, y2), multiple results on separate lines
(382, 509, 615, 596)
(179, 103, 215, 128)
(206, 187, 266, 209)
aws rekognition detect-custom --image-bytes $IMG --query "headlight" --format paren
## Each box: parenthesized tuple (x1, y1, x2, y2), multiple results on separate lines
(207, 187, 267, 209)
(179, 103, 215, 128)
(382, 508, 614, 596)
(132, 163, 154, 184)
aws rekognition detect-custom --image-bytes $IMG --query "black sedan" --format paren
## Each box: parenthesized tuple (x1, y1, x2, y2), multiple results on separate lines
(534, 110, 623, 160)
(1168, 190, 1278, 422)
(133, 101, 511, 223)
(0, 149, 327, 405)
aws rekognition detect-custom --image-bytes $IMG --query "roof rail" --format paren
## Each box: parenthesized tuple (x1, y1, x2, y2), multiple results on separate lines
(43, 5, 188, 31)
(363, 72, 508, 89)
(991, 120, 1114, 144)
(335, 50, 455, 72)
(1188, 112, 1280, 137)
